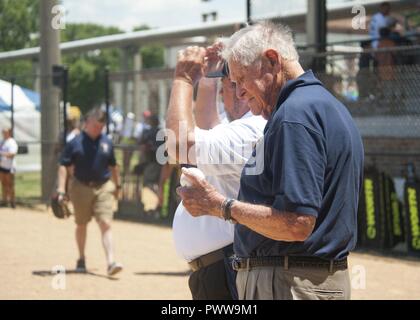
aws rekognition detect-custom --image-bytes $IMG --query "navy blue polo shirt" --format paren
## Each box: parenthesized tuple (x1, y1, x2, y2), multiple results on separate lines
(235, 70, 364, 260)
(60, 131, 117, 183)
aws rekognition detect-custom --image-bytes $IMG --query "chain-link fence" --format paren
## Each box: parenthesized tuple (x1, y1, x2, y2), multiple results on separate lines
(301, 44, 420, 138)
(114, 144, 180, 221)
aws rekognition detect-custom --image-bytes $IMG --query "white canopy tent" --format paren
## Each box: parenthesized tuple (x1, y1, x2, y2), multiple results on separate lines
(0, 79, 41, 171)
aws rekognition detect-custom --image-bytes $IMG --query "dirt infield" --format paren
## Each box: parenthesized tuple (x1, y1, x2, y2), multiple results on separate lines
(1, 207, 420, 300)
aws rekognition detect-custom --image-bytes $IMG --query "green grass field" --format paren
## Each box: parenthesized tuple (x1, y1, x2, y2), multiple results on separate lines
(114, 148, 141, 173)
(15, 171, 41, 200)
(12, 148, 140, 203)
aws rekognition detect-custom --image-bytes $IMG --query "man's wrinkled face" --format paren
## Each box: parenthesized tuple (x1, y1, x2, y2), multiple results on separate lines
(228, 58, 277, 119)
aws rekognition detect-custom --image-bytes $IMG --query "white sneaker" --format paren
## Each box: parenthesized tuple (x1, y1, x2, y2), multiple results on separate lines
(107, 262, 123, 276)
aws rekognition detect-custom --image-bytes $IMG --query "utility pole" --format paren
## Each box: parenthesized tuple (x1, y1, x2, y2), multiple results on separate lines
(40, 0, 62, 201)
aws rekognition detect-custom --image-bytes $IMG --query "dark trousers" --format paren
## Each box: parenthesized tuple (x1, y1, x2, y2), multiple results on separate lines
(188, 246, 237, 300)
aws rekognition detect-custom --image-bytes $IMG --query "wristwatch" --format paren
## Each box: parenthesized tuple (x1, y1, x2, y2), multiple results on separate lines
(220, 198, 236, 223)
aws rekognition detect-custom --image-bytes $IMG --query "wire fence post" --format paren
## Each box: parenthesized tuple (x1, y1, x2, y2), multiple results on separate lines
(105, 66, 110, 135)
(10, 77, 15, 137)
(62, 66, 68, 146)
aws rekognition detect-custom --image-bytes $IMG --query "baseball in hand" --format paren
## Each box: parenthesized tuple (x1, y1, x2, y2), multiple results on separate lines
(180, 168, 205, 187)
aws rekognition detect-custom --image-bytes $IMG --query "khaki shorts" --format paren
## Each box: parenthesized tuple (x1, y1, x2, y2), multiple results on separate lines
(69, 178, 116, 225)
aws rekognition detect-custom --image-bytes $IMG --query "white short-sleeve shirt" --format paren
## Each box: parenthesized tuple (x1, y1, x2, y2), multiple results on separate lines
(172, 112, 267, 262)
(0, 138, 18, 171)
(369, 12, 394, 48)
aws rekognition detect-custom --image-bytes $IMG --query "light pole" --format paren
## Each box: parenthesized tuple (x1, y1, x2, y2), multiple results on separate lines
(40, 0, 62, 201)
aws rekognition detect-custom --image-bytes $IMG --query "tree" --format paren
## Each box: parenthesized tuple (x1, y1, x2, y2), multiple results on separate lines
(141, 45, 165, 69)
(0, 2, 166, 112)
(0, 0, 39, 51)
(60, 23, 124, 112)
(67, 58, 99, 112)
(0, 0, 39, 88)
(133, 25, 165, 69)
(63, 23, 165, 112)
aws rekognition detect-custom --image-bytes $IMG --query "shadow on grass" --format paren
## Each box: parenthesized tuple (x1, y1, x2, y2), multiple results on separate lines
(32, 269, 120, 280)
(134, 270, 191, 277)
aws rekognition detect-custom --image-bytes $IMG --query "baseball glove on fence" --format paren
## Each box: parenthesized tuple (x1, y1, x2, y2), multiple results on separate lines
(51, 193, 72, 219)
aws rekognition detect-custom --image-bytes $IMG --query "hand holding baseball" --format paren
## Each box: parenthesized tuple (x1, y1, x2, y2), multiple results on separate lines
(180, 167, 205, 187)
(177, 167, 224, 217)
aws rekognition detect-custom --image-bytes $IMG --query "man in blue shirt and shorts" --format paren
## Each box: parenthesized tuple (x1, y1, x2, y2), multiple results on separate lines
(57, 108, 123, 276)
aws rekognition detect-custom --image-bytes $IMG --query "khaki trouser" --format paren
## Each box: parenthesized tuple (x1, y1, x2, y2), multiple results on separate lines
(69, 178, 116, 225)
(236, 265, 350, 300)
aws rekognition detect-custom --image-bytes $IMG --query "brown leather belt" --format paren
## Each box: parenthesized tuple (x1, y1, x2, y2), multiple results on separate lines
(188, 247, 229, 272)
(231, 256, 348, 273)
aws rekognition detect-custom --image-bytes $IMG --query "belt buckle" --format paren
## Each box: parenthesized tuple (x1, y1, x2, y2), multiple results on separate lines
(231, 256, 240, 271)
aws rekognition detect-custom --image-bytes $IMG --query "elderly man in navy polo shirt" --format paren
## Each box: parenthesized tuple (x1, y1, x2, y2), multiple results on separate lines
(57, 108, 123, 276)
(178, 22, 364, 300)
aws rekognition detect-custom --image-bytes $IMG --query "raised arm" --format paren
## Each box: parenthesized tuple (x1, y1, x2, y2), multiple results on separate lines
(194, 44, 225, 129)
(194, 78, 220, 130)
(165, 46, 206, 164)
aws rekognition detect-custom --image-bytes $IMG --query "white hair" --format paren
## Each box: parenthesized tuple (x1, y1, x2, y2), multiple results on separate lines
(221, 21, 299, 66)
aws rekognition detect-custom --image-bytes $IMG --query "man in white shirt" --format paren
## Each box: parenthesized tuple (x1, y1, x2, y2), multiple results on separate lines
(369, 2, 395, 49)
(0, 128, 18, 208)
(166, 43, 266, 300)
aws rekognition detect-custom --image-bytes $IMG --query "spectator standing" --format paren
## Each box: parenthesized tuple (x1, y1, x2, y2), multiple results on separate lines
(0, 128, 18, 208)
